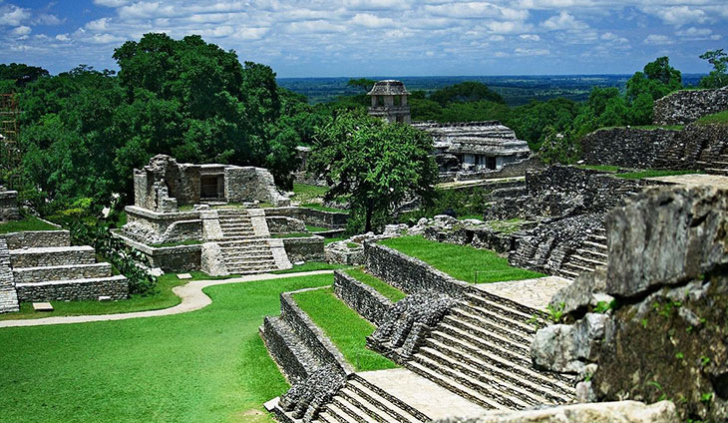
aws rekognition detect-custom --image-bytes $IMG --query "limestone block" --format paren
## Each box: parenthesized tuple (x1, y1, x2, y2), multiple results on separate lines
(200, 242, 228, 277)
(531, 313, 611, 374)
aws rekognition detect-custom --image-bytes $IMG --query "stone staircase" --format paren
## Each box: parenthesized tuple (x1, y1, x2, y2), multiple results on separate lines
(217, 209, 257, 239)
(7, 233, 128, 303)
(404, 290, 576, 411)
(701, 150, 728, 176)
(218, 239, 280, 274)
(559, 228, 608, 280)
(317, 375, 430, 423)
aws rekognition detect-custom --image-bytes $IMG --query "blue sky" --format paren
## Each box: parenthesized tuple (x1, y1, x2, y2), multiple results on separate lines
(1, 1, 726, 77)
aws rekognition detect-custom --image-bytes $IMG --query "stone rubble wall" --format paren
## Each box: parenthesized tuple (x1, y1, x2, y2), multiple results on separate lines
(531, 187, 728, 421)
(264, 207, 349, 229)
(655, 122, 728, 170)
(282, 237, 325, 263)
(16, 276, 128, 302)
(261, 316, 314, 383)
(437, 156, 546, 183)
(266, 216, 306, 235)
(0, 189, 19, 222)
(9, 246, 96, 268)
(654, 87, 728, 125)
(364, 242, 469, 298)
(0, 239, 19, 313)
(113, 231, 202, 272)
(13, 263, 112, 284)
(581, 128, 680, 169)
(123, 206, 202, 245)
(333, 270, 393, 325)
(0, 230, 69, 249)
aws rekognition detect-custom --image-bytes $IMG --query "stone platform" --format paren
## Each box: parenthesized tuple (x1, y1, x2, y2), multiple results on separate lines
(646, 173, 728, 189)
(475, 276, 572, 311)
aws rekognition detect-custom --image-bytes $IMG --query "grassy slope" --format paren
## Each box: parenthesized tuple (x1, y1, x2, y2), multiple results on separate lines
(695, 110, 728, 126)
(0, 216, 58, 234)
(616, 169, 700, 179)
(292, 287, 397, 372)
(380, 236, 544, 284)
(344, 268, 406, 302)
(0, 271, 235, 321)
(272, 262, 349, 274)
(0, 273, 333, 423)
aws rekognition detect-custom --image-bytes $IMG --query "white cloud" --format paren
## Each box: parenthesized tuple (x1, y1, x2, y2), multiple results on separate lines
(350, 13, 396, 28)
(676, 26, 721, 40)
(424, 2, 528, 20)
(642, 6, 708, 26)
(10, 25, 30, 37)
(0, 4, 30, 26)
(55, 33, 71, 41)
(515, 47, 550, 56)
(542, 11, 588, 30)
(644, 34, 674, 45)
(519, 34, 540, 41)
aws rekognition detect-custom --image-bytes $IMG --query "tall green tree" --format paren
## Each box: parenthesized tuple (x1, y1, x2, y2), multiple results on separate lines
(699, 49, 728, 89)
(309, 111, 437, 233)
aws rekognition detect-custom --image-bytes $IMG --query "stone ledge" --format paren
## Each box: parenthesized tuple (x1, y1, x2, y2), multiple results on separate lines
(333, 270, 393, 325)
(16, 275, 128, 302)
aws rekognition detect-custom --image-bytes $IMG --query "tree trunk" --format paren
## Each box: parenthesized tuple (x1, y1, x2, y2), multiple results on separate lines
(365, 201, 373, 233)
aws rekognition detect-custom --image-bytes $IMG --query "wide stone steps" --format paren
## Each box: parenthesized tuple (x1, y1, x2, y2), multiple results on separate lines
(463, 292, 545, 326)
(447, 309, 532, 345)
(575, 248, 607, 261)
(343, 376, 429, 423)
(12, 262, 112, 284)
(0, 287, 19, 313)
(429, 329, 574, 388)
(406, 357, 511, 410)
(436, 322, 531, 365)
(9, 246, 96, 268)
(15, 275, 128, 302)
(421, 337, 573, 402)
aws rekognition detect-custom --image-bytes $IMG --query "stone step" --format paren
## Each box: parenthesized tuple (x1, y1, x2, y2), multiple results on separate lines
(462, 293, 540, 327)
(406, 357, 507, 411)
(567, 254, 606, 268)
(338, 388, 403, 423)
(15, 275, 128, 302)
(261, 316, 322, 380)
(9, 246, 96, 268)
(437, 322, 531, 365)
(227, 265, 278, 274)
(12, 263, 113, 284)
(0, 288, 20, 314)
(318, 411, 338, 423)
(346, 378, 427, 423)
(586, 234, 607, 243)
(221, 252, 273, 260)
(423, 337, 574, 401)
(559, 268, 580, 280)
(325, 402, 364, 423)
(705, 168, 728, 175)
(576, 248, 607, 260)
(224, 257, 276, 266)
(561, 262, 597, 275)
(417, 345, 557, 408)
(449, 308, 533, 343)
(441, 314, 531, 353)
(431, 328, 574, 388)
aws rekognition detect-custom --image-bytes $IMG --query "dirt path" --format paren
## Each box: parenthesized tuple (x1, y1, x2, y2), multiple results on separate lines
(0, 270, 334, 328)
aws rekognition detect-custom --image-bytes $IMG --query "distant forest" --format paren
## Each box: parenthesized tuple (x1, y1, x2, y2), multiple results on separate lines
(278, 74, 706, 106)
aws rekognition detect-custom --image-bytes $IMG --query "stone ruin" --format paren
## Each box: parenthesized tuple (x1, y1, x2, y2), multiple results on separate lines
(0, 185, 19, 222)
(531, 186, 728, 421)
(134, 154, 290, 213)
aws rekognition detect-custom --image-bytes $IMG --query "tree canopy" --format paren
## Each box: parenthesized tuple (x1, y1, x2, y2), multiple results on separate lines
(309, 111, 437, 233)
(699, 49, 728, 89)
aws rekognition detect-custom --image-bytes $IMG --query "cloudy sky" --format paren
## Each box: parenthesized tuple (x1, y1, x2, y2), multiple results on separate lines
(1, 1, 726, 77)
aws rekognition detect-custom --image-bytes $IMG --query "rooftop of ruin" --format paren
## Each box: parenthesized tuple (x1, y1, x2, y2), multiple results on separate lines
(367, 80, 410, 97)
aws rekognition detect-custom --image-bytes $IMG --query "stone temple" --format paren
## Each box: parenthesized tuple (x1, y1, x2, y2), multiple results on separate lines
(367, 80, 531, 174)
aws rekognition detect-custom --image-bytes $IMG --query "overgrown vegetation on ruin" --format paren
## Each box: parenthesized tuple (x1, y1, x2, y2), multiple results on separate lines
(0, 214, 57, 234)
(380, 236, 544, 283)
(345, 268, 406, 302)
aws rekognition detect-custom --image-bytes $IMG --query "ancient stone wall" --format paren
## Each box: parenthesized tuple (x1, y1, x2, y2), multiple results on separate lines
(225, 167, 289, 206)
(655, 123, 728, 170)
(16, 276, 128, 302)
(1, 230, 69, 249)
(0, 239, 19, 313)
(438, 156, 545, 183)
(364, 242, 468, 297)
(13, 263, 112, 284)
(333, 270, 393, 325)
(122, 206, 202, 245)
(282, 237, 324, 263)
(10, 246, 96, 268)
(264, 207, 349, 229)
(654, 87, 728, 125)
(266, 216, 306, 235)
(114, 231, 202, 272)
(581, 128, 680, 168)
(0, 188, 19, 222)
(531, 186, 728, 421)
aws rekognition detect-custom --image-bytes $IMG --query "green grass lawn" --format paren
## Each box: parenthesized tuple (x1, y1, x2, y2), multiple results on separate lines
(0, 215, 58, 234)
(300, 203, 349, 214)
(306, 225, 331, 233)
(344, 268, 406, 302)
(150, 239, 204, 248)
(272, 262, 349, 274)
(380, 236, 544, 284)
(0, 271, 238, 321)
(695, 110, 728, 126)
(293, 183, 328, 203)
(0, 273, 333, 423)
(292, 287, 397, 372)
(616, 169, 701, 179)
(323, 236, 346, 245)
